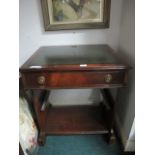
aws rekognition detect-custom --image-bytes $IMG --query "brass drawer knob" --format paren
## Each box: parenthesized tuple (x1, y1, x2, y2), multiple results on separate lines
(37, 76, 45, 84)
(105, 74, 112, 83)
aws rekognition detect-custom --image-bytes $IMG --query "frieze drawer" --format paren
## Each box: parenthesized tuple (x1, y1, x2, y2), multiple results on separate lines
(22, 71, 127, 89)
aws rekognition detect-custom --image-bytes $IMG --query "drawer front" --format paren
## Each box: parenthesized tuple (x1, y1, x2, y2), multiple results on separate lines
(22, 71, 126, 89)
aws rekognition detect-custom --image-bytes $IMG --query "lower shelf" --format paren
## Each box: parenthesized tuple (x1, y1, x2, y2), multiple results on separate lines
(45, 105, 109, 135)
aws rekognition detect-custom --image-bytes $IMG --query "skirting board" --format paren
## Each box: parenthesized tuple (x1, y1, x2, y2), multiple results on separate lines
(115, 114, 135, 152)
(125, 140, 135, 152)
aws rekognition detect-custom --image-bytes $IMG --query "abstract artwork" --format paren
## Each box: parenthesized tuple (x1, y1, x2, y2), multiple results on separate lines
(52, 0, 103, 23)
(41, 0, 110, 30)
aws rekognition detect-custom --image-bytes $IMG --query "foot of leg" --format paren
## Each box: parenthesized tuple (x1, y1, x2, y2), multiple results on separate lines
(38, 132, 46, 146)
(105, 129, 116, 144)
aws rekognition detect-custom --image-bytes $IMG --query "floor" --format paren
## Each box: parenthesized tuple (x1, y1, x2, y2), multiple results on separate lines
(37, 135, 134, 155)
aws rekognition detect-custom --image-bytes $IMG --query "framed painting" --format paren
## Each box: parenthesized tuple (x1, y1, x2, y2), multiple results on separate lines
(41, 0, 111, 31)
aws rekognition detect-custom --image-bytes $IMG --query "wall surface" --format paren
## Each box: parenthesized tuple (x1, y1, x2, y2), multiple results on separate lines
(116, 0, 135, 151)
(19, 0, 123, 105)
(19, 0, 123, 66)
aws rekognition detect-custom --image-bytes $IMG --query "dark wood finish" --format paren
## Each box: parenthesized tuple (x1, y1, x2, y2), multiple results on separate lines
(20, 45, 130, 90)
(100, 89, 116, 143)
(45, 106, 108, 135)
(22, 70, 126, 89)
(31, 90, 49, 145)
(20, 45, 131, 146)
(41, 0, 111, 31)
(20, 45, 129, 70)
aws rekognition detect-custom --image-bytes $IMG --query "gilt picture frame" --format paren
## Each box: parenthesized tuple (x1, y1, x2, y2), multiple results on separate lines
(41, 0, 111, 31)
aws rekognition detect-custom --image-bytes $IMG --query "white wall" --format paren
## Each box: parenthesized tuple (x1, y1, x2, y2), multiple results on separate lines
(116, 0, 135, 151)
(19, 0, 123, 66)
(19, 0, 123, 105)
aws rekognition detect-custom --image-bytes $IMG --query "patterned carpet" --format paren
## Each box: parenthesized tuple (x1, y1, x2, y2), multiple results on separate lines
(37, 135, 130, 155)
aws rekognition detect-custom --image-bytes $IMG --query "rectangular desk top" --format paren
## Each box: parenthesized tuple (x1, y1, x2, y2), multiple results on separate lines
(20, 45, 130, 72)
(20, 45, 131, 89)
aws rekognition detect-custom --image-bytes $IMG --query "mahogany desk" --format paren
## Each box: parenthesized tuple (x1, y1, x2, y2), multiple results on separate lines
(20, 45, 130, 145)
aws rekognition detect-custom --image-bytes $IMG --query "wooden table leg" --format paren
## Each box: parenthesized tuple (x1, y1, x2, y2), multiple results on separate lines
(31, 90, 50, 146)
(100, 88, 116, 144)
(20, 78, 48, 145)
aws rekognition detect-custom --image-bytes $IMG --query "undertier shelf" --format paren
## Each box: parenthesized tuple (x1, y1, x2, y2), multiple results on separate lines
(45, 105, 109, 135)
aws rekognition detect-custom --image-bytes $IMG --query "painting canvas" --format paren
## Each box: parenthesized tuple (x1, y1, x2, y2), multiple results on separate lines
(41, 0, 110, 30)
